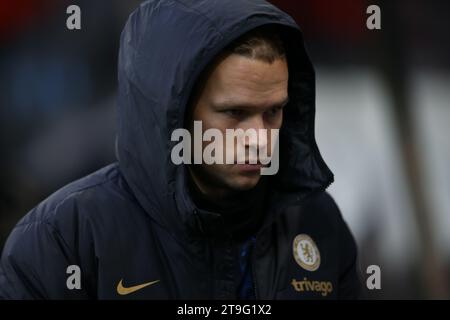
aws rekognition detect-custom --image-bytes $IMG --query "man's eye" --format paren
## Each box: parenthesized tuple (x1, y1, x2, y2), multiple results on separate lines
(266, 106, 282, 116)
(224, 109, 244, 117)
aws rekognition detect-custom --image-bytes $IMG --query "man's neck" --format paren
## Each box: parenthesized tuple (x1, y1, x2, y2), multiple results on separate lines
(187, 167, 239, 203)
(186, 167, 269, 240)
(187, 166, 267, 209)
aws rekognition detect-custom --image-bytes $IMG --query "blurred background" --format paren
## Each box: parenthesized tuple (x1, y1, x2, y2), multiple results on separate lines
(0, 0, 449, 299)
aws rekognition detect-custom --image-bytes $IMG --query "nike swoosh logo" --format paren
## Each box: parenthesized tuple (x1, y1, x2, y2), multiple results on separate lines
(116, 279, 160, 295)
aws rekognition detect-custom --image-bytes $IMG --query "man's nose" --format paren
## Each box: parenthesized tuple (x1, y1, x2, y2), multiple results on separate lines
(242, 115, 267, 149)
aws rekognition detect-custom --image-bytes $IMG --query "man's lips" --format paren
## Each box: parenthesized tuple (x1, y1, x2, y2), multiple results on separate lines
(235, 163, 264, 172)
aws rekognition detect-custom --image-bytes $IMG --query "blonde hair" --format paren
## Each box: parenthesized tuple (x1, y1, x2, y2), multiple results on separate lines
(225, 25, 286, 63)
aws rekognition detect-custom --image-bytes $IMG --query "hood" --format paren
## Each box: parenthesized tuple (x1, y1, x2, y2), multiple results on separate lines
(116, 0, 334, 238)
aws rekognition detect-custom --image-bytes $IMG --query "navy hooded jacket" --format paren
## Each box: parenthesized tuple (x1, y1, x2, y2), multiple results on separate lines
(0, 0, 360, 299)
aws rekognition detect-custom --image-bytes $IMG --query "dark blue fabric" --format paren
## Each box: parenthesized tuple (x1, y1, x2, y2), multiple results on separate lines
(237, 236, 257, 300)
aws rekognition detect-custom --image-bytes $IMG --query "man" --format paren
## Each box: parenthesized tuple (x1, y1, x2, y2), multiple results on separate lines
(0, 0, 360, 299)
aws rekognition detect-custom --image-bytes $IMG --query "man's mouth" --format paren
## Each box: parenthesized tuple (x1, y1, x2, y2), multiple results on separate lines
(235, 162, 265, 173)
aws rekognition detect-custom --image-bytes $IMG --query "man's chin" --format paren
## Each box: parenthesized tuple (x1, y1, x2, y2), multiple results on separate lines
(228, 174, 261, 191)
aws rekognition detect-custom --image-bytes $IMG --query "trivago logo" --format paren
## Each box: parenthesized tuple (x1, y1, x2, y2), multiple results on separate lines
(291, 278, 334, 297)
(170, 121, 280, 175)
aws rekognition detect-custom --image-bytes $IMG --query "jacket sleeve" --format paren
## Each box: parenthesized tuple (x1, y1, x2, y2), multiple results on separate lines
(0, 216, 89, 300)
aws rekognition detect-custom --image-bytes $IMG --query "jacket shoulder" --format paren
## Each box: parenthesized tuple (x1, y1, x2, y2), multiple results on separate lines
(15, 162, 130, 227)
(300, 191, 345, 227)
(0, 163, 132, 298)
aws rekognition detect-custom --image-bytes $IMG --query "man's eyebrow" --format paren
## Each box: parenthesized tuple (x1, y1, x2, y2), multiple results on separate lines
(214, 96, 289, 110)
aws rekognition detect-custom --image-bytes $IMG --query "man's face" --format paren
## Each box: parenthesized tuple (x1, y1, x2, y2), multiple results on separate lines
(188, 53, 289, 195)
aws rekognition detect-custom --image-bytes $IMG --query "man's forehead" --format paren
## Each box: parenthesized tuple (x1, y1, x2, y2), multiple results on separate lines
(204, 55, 288, 105)
(212, 95, 289, 110)
(211, 54, 288, 84)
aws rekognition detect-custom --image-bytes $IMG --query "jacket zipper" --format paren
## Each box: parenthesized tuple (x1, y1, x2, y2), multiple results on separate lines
(250, 236, 259, 300)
